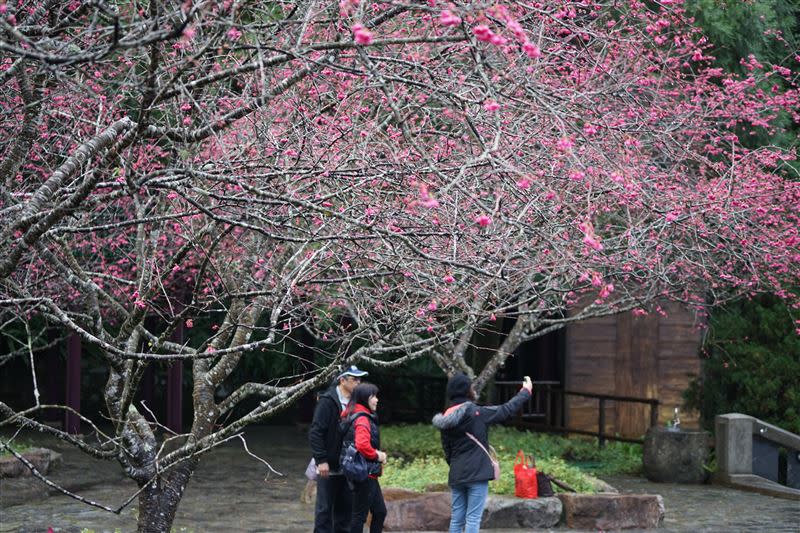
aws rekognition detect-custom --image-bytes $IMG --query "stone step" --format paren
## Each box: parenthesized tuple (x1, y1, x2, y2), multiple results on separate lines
(715, 473, 800, 501)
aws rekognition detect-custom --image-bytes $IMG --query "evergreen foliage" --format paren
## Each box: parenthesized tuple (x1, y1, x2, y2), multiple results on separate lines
(686, 0, 800, 74)
(684, 295, 800, 434)
(685, 0, 800, 151)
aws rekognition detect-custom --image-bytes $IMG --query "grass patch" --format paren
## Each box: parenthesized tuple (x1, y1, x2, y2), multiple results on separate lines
(0, 439, 34, 457)
(380, 424, 642, 494)
(381, 453, 598, 495)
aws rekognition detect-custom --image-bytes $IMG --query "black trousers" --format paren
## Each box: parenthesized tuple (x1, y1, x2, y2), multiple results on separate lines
(314, 474, 353, 533)
(350, 477, 387, 533)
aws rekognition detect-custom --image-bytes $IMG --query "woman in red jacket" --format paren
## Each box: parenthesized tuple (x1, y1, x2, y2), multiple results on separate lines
(341, 382, 388, 533)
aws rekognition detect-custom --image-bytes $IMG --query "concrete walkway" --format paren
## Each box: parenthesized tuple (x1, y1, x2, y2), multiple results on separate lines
(1, 426, 798, 532)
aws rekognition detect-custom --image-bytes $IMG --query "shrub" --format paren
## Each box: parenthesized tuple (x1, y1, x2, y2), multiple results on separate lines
(381, 424, 442, 460)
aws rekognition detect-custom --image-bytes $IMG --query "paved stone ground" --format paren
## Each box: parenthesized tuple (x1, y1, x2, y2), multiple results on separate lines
(1, 426, 798, 532)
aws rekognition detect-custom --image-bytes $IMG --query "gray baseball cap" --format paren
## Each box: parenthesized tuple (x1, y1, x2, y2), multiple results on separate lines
(337, 365, 369, 380)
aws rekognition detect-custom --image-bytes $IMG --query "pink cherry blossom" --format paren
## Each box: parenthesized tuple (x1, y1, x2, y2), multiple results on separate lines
(226, 27, 242, 41)
(182, 26, 196, 41)
(353, 24, 373, 45)
(475, 214, 492, 227)
(473, 25, 494, 42)
(522, 42, 541, 58)
(439, 10, 461, 27)
(556, 137, 574, 151)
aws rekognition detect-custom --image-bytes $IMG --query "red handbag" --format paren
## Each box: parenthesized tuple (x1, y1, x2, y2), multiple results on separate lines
(513, 450, 538, 498)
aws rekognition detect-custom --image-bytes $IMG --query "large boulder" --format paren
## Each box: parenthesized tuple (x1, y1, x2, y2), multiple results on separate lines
(0, 448, 62, 478)
(482, 495, 562, 529)
(558, 493, 665, 530)
(383, 490, 451, 531)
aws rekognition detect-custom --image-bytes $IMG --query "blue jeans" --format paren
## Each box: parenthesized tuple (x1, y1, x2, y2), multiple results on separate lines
(449, 481, 489, 533)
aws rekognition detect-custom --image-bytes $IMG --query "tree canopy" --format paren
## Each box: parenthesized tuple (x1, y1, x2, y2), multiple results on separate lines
(0, 1, 798, 530)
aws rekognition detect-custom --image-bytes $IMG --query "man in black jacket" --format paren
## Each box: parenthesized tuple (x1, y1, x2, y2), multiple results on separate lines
(309, 365, 368, 533)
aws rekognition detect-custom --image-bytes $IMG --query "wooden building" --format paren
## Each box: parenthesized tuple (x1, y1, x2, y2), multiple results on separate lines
(495, 302, 703, 438)
(564, 301, 703, 437)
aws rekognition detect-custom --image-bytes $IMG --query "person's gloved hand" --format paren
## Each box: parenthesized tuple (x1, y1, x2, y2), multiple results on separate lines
(522, 375, 533, 392)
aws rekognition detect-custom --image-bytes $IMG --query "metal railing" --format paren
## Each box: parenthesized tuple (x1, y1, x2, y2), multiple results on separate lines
(493, 381, 660, 447)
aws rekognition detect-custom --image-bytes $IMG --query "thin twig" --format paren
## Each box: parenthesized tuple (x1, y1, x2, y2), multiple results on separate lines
(0, 439, 120, 513)
(236, 433, 284, 480)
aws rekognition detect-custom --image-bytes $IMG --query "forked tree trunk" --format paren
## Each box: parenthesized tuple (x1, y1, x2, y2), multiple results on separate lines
(136, 459, 197, 533)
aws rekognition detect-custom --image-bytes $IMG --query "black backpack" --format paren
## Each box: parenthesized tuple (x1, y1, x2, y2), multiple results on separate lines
(338, 412, 372, 482)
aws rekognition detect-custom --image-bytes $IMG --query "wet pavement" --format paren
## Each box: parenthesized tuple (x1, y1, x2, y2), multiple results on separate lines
(1, 426, 798, 532)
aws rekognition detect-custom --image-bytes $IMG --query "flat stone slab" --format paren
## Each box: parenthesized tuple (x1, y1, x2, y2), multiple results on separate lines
(383, 489, 562, 531)
(0, 448, 62, 478)
(482, 495, 561, 529)
(559, 493, 665, 530)
(383, 490, 451, 531)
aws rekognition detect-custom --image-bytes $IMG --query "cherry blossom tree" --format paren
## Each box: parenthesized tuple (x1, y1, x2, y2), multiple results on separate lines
(1, 1, 798, 530)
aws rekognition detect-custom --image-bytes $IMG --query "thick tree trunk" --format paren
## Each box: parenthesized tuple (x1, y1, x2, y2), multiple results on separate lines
(136, 460, 197, 533)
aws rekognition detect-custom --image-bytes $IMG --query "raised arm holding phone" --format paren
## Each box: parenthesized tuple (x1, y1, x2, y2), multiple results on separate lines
(433, 374, 533, 533)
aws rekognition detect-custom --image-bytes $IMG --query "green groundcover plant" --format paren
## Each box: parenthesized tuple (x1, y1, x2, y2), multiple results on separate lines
(0, 440, 34, 457)
(380, 425, 642, 494)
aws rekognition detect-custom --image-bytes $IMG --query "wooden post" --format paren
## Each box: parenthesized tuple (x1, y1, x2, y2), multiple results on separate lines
(166, 322, 184, 433)
(598, 398, 606, 448)
(650, 401, 659, 428)
(417, 379, 425, 421)
(65, 333, 81, 435)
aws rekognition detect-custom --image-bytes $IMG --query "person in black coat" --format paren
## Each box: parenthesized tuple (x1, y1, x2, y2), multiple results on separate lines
(432, 373, 532, 533)
(309, 365, 368, 533)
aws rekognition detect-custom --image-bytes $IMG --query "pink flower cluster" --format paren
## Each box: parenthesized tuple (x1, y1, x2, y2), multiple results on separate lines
(522, 41, 541, 59)
(483, 100, 500, 112)
(339, 0, 360, 16)
(578, 221, 603, 251)
(439, 10, 461, 27)
(475, 214, 492, 227)
(417, 183, 440, 208)
(473, 25, 507, 45)
(352, 24, 373, 45)
(226, 27, 242, 41)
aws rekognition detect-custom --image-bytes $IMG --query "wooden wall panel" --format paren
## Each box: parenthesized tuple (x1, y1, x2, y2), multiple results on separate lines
(564, 303, 702, 437)
(615, 312, 659, 436)
(657, 318, 702, 428)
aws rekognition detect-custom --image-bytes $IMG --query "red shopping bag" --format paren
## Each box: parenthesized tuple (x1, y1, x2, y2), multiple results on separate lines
(513, 450, 538, 499)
